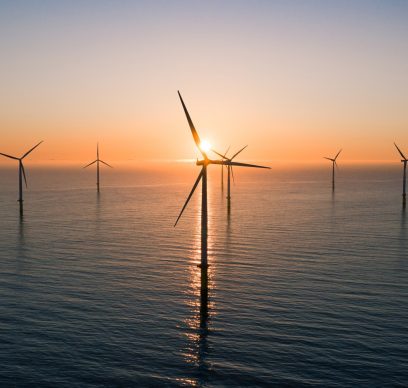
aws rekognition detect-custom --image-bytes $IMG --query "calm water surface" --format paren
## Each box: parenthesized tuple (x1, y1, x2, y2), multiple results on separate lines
(0, 166, 407, 387)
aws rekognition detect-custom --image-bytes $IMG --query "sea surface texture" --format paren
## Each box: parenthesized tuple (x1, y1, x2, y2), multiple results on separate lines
(0, 166, 407, 387)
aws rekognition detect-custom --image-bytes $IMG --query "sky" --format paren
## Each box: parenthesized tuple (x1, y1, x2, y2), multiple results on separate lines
(0, 0, 407, 165)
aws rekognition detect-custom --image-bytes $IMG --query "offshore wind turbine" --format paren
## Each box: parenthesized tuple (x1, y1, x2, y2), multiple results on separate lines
(83, 143, 112, 192)
(213, 146, 246, 200)
(0, 141, 43, 214)
(394, 142, 407, 207)
(212, 145, 266, 208)
(324, 149, 342, 191)
(174, 91, 270, 293)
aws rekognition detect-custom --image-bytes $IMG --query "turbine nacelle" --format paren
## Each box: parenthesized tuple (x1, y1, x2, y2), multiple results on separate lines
(196, 159, 209, 166)
(324, 149, 342, 163)
(196, 159, 233, 166)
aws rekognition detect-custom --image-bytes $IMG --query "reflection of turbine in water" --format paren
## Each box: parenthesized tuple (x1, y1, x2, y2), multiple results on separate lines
(0, 141, 43, 215)
(83, 143, 113, 193)
(18, 215, 25, 246)
(324, 149, 342, 192)
(400, 203, 406, 235)
(95, 189, 102, 232)
(183, 260, 212, 386)
(16, 215, 27, 274)
(394, 142, 407, 208)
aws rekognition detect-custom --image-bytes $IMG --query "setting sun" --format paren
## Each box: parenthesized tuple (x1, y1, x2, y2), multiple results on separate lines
(200, 140, 212, 154)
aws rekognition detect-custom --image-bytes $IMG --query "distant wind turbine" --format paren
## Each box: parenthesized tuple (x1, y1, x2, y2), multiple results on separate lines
(324, 149, 342, 191)
(0, 141, 43, 213)
(212, 145, 267, 208)
(83, 143, 112, 192)
(174, 91, 270, 292)
(394, 142, 407, 207)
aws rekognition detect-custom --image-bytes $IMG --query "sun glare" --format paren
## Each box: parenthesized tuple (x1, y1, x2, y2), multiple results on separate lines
(200, 140, 212, 153)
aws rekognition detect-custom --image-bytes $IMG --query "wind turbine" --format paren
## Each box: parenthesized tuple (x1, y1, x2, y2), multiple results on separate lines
(394, 142, 407, 207)
(0, 141, 43, 213)
(324, 149, 342, 191)
(212, 145, 260, 207)
(83, 143, 112, 192)
(174, 91, 270, 293)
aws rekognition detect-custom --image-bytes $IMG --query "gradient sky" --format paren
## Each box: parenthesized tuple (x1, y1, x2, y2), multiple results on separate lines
(0, 1, 407, 164)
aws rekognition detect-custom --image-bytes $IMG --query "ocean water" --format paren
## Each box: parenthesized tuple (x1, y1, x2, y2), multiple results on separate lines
(0, 165, 407, 387)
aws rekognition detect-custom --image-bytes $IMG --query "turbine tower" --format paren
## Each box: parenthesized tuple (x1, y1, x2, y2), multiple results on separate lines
(324, 149, 342, 191)
(0, 141, 43, 214)
(394, 142, 407, 207)
(220, 145, 230, 193)
(83, 143, 113, 192)
(174, 91, 269, 293)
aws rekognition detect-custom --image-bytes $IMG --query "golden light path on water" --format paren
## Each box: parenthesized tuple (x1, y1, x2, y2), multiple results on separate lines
(179, 180, 217, 386)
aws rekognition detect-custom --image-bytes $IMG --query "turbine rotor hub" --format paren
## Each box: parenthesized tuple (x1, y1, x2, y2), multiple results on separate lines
(196, 159, 209, 166)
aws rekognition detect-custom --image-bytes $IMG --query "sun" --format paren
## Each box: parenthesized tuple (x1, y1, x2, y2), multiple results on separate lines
(200, 140, 212, 153)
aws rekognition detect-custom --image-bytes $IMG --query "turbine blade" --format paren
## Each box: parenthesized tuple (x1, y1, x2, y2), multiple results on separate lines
(22, 141, 43, 159)
(100, 160, 113, 168)
(174, 169, 204, 227)
(231, 166, 235, 184)
(324, 157, 334, 161)
(21, 163, 28, 188)
(0, 152, 19, 160)
(83, 160, 97, 168)
(334, 149, 342, 160)
(231, 145, 248, 160)
(97, 143, 99, 159)
(211, 149, 227, 159)
(335, 160, 339, 170)
(224, 145, 231, 158)
(226, 161, 270, 169)
(177, 91, 206, 157)
(394, 142, 407, 160)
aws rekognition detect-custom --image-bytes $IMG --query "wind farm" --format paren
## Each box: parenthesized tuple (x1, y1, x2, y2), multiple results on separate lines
(1, 1, 408, 387)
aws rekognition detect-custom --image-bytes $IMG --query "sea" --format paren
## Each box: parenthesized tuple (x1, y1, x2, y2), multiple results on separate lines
(0, 163, 407, 387)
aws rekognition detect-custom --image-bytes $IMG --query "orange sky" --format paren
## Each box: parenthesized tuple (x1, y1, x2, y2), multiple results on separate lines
(0, 2, 407, 165)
